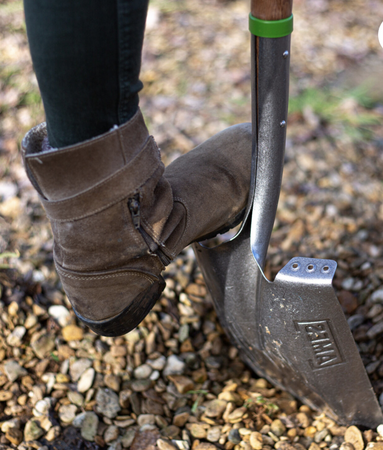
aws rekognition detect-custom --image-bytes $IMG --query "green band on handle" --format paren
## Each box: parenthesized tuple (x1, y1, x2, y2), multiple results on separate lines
(249, 14, 293, 38)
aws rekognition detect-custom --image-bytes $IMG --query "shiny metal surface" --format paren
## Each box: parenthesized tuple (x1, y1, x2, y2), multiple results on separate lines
(193, 35, 383, 427)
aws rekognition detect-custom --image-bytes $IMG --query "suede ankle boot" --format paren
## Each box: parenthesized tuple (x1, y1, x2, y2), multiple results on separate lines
(22, 109, 252, 336)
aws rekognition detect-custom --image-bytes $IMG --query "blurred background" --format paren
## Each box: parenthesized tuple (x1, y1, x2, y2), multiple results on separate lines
(0, 0, 382, 448)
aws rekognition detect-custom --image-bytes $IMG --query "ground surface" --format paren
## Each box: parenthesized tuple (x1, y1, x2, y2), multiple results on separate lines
(0, 0, 383, 449)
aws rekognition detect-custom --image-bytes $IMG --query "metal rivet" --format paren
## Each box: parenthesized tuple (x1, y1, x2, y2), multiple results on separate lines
(280, 120, 286, 128)
(283, 50, 289, 58)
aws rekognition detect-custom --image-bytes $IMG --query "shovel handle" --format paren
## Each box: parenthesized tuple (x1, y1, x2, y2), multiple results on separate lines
(251, 0, 293, 21)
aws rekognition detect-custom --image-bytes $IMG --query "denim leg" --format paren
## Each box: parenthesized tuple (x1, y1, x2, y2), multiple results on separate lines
(23, 0, 149, 149)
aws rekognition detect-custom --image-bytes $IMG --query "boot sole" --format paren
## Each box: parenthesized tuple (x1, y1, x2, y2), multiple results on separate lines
(72, 276, 166, 336)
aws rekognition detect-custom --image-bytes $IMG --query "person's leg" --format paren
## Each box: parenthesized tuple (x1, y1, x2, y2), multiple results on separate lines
(23, 0, 148, 148)
(22, 0, 253, 337)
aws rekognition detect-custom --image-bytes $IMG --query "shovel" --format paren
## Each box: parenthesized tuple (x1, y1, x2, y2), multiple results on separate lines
(193, 0, 383, 428)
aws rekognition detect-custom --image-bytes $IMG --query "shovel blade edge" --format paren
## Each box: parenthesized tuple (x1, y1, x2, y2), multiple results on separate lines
(193, 228, 383, 428)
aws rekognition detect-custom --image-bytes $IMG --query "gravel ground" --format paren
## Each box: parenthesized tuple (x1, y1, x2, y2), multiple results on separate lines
(0, 0, 383, 449)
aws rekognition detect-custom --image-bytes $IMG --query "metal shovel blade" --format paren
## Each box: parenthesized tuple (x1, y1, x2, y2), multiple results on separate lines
(193, 30, 383, 427)
(194, 223, 383, 428)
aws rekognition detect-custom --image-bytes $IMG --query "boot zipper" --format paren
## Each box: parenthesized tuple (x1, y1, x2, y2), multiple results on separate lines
(128, 195, 171, 266)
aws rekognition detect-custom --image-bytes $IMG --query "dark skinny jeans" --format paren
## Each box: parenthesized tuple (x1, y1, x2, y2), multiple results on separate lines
(24, 0, 149, 148)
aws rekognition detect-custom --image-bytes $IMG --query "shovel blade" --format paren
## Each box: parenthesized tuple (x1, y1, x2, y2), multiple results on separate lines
(193, 223, 383, 428)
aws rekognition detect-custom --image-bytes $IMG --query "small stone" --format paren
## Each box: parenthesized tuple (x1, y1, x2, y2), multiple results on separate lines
(0, 390, 13, 401)
(73, 412, 87, 428)
(25, 314, 38, 329)
(228, 407, 246, 422)
(31, 335, 55, 359)
(24, 420, 45, 441)
(157, 438, 178, 450)
(147, 355, 166, 371)
(205, 399, 227, 418)
(163, 355, 186, 376)
(81, 412, 99, 441)
(1, 418, 20, 433)
(70, 358, 92, 382)
(122, 428, 136, 448)
(377, 425, 383, 437)
(131, 379, 153, 392)
(190, 424, 207, 439)
(207, 426, 221, 442)
(345, 426, 364, 450)
(105, 374, 120, 391)
(366, 444, 383, 450)
(340, 443, 355, 450)
(309, 443, 321, 450)
(150, 370, 160, 381)
(367, 322, 383, 339)
(296, 412, 311, 428)
(48, 305, 71, 326)
(304, 426, 317, 438)
(250, 431, 263, 450)
(33, 398, 52, 416)
(137, 414, 155, 427)
(59, 404, 77, 423)
(134, 364, 153, 379)
(96, 388, 121, 419)
(78, 367, 95, 393)
(45, 425, 61, 441)
(62, 324, 84, 341)
(4, 360, 27, 382)
(348, 315, 364, 330)
(168, 375, 194, 394)
(6, 428, 23, 445)
(6, 326, 26, 347)
(173, 412, 189, 428)
(228, 429, 241, 444)
(68, 391, 84, 406)
(131, 429, 161, 450)
(104, 425, 119, 443)
(195, 444, 218, 450)
(371, 289, 383, 303)
(271, 419, 286, 437)
(314, 429, 329, 443)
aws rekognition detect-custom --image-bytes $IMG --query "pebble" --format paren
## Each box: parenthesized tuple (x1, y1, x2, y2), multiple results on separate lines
(228, 428, 241, 444)
(31, 335, 55, 358)
(163, 355, 186, 376)
(371, 289, 383, 303)
(78, 367, 95, 393)
(104, 425, 119, 443)
(228, 406, 246, 422)
(130, 429, 161, 450)
(345, 426, 364, 450)
(105, 373, 120, 391)
(367, 322, 383, 339)
(206, 426, 221, 442)
(366, 444, 383, 450)
(340, 443, 355, 450)
(72, 412, 87, 428)
(250, 431, 263, 449)
(62, 324, 84, 341)
(168, 375, 194, 394)
(122, 429, 136, 448)
(4, 360, 27, 382)
(190, 424, 207, 439)
(347, 315, 365, 330)
(157, 439, 178, 450)
(6, 326, 26, 346)
(134, 364, 153, 379)
(377, 424, 383, 437)
(81, 412, 99, 441)
(137, 414, 155, 427)
(131, 379, 153, 392)
(271, 419, 286, 437)
(58, 404, 77, 423)
(173, 412, 190, 427)
(96, 388, 121, 419)
(150, 370, 160, 381)
(205, 399, 227, 418)
(70, 358, 92, 382)
(6, 428, 23, 445)
(147, 355, 167, 371)
(0, 390, 13, 401)
(297, 412, 311, 428)
(45, 426, 61, 442)
(315, 428, 329, 443)
(33, 398, 52, 416)
(48, 305, 71, 326)
(68, 391, 84, 406)
(24, 420, 44, 441)
(1, 418, 20, 433)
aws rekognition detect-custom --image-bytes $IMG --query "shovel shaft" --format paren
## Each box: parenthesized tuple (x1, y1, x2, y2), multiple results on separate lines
(251, 0, 293, 21)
